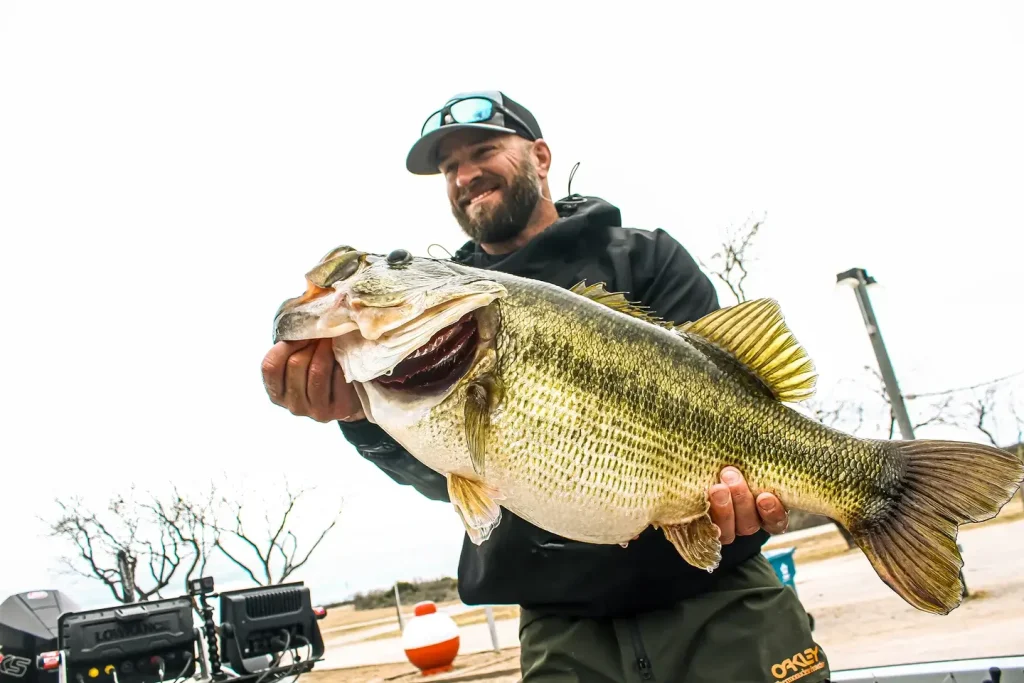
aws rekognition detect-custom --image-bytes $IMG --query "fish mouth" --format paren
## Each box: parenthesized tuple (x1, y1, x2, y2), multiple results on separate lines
(371, 312, 479, 394)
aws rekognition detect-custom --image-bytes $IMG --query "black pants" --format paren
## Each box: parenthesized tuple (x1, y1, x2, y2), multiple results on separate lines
(519, 554, 829, 683)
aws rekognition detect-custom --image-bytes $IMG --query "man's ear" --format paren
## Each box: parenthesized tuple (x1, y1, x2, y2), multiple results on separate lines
(530, 139, 552, 179)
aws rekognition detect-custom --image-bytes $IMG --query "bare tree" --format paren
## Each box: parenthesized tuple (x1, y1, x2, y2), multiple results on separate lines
(697, 217, 763, 305)
(965, 386, 1002, 446)
(47, 485, 210, 604)
(860, 365, 958, 439)
(47, 477, 343, 602)
(141, 482, 220, 586)
(211, 482, 343, 586)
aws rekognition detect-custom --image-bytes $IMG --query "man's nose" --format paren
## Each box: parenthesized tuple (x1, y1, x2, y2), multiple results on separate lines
(455, 162, 482, 188)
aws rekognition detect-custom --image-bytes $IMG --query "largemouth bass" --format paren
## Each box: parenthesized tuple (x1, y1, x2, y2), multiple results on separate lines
(273, 245, 1024, 615)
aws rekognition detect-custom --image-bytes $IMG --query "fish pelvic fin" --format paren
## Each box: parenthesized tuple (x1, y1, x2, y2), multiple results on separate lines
(448, 474, 505, 545)
(851, 439, 1024, 615)
(662, 513, 722, 573)
(569, 281, 678, 330)
(678, 298, 817, 403)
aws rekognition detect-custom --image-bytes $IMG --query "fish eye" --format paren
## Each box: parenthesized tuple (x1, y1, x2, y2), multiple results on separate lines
(387, 248, 413, 266)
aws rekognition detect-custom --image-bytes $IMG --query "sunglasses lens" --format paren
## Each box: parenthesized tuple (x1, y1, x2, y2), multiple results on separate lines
(421, 111, 442, 135)
(449, 98, 494, 124)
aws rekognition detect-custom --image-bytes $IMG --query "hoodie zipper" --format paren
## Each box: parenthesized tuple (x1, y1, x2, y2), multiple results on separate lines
(626, 618, 655, 681)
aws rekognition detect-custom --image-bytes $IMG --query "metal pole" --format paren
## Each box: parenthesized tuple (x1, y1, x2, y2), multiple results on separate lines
(394, 583, 404, 631)
(484, 606, 500, 652)
(839, 269, 971, 597)
(837, 268, 916, 440)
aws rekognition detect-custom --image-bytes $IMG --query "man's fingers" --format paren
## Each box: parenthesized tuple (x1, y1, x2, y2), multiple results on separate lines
(262, 340, 313, 403)
(263, 338, 363, 424)
(709, 483, 735, 545)
(283, 344, 316, 415)
(722, 467, 761, 537)
(331, 362, 365, 422)
(757, 493, 789, 535)
(307, 339, 335, 415)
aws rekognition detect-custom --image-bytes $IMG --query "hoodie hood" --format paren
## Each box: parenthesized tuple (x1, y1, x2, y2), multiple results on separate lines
(450, 195, 623, 276)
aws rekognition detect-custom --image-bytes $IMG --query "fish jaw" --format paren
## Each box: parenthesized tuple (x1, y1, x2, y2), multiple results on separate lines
(272, 247, 508, 353)
(273, 288, 360, 342)
(272, 248, 371, 342)
(348, 302, 502, 419)
(335, 293, 502, 383)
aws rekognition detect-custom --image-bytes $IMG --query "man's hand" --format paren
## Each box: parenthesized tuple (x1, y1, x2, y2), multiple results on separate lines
(709, 466, 788, 543)
(261, 339, 365, 423)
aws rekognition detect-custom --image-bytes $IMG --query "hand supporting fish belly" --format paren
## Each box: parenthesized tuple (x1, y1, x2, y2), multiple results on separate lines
(272, 245, 1024, 616)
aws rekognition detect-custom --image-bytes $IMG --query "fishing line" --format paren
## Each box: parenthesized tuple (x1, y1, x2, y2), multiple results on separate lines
(427, 243, 454, 259)
(557, 161, 588, 215)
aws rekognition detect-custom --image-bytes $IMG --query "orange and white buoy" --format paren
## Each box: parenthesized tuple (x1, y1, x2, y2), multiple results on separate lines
(401, 601, 460, 675)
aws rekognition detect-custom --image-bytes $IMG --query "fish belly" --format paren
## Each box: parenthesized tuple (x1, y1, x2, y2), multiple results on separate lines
(483, 415, 710, 545)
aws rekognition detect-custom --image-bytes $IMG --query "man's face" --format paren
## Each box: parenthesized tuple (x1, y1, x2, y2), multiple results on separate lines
(436, 129, 542, 245)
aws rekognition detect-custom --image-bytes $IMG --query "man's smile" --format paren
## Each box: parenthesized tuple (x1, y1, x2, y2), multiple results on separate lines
(469, 188, 498, 206)
(461, 184, 501, 211)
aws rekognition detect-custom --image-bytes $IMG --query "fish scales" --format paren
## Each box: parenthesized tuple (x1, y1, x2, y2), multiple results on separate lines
(272, 247, 1024, 615)
(417, 279, 876, 541)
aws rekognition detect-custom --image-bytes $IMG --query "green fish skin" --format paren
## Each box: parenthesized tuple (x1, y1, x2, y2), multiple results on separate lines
(273, 247, 1024, 616)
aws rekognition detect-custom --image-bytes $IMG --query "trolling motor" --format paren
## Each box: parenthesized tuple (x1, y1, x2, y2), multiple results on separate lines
(35, 578, 327, 683)
(1, 590, 80, 683)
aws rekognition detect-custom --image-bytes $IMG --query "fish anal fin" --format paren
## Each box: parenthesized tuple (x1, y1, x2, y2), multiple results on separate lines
(678, 298, 817, 403)
(662, 513, 722, 572)
(569, 281, 676, 330)
(448, 474, 504, 545)
(464, 372, 504, 476)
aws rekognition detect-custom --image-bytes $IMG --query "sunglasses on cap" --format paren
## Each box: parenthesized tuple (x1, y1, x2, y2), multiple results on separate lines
(420, 96, 537, 139)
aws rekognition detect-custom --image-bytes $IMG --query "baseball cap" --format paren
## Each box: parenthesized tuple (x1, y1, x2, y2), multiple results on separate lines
(406, 90, 543, 175)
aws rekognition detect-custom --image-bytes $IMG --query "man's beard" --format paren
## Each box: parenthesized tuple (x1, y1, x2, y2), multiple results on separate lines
(451, 163, 541, 245)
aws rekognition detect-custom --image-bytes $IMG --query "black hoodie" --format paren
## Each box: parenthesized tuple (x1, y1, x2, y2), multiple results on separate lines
(338, 195, 769, 618)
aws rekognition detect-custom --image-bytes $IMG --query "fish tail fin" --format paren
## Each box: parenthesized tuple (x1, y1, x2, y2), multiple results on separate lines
(850, 439, 1024, 615)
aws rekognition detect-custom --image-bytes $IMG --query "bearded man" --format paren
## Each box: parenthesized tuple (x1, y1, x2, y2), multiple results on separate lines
(261, 91, 829, 683)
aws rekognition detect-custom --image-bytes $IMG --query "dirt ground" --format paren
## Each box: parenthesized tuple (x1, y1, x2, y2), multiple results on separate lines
(309, 502, 1024, 682)
(301, 650, 521, 683)
(320, 601, 464, 634)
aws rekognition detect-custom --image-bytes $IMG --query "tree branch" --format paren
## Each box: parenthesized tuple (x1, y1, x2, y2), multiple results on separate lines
(969, 388, 1000, 446)
(697, 218, 763, 305)
(280, 513, 340, 581)
(213, 539, 264, 586)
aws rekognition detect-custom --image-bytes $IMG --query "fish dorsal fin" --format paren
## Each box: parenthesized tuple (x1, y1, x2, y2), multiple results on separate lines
(678, 298, 817, 403)
(569, 281, 676, 329)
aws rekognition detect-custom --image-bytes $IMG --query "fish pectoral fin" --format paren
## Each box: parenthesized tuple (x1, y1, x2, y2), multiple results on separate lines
(464, 373, 504, 476)
(662, 513, 722, 572)
(448, 474, 504, 545)
(678, 298, 817, 403)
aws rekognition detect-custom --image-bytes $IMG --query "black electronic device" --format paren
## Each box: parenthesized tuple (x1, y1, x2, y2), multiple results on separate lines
(217, 583, 324, 676)
(1, 590, 80, 683)
(56, 598, 198, 683)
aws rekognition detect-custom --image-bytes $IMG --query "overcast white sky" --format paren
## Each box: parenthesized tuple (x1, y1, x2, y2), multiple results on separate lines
(1, 1, 1022, 624)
